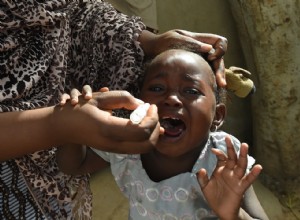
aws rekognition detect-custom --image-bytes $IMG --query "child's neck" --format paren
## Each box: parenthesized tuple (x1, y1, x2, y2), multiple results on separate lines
(141, 145, 204, 182)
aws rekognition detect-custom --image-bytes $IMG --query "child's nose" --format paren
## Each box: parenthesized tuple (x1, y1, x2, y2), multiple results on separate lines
(164, 93, 183, 107)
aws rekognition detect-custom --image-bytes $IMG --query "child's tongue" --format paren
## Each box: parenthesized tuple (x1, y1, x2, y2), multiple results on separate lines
(161, 118, 185, 137)
(164, 126, 184, 137)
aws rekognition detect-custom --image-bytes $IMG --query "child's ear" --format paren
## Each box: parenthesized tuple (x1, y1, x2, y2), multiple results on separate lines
(211, 103, 226, 130)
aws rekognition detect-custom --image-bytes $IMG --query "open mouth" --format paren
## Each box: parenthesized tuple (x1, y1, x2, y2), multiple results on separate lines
(160, 117, 186, 137)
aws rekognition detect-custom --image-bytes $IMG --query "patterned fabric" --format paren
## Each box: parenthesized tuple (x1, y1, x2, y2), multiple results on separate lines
(92, 131, 255, 220)
(0, 0, 145, 219)
(0, 161, 46, 219)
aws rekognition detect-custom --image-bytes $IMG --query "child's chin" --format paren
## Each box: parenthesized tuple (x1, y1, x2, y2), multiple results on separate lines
(159, 130, 185, 143)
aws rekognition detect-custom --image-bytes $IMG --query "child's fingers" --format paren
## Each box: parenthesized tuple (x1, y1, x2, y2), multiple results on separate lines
(197, 168, 209, 189)
(82, 85, 92, 99)
(242, 164, 262, 187)
(59, 93, 71, 106)
(211, 148, 227, 167)
(224, 136, 238, 169)
(234, 143, 249, 178)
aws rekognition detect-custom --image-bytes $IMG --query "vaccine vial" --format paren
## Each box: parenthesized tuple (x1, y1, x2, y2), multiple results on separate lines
(130, 103, 150, 124)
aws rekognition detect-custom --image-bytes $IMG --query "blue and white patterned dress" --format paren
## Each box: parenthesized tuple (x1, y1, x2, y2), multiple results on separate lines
(92, 131, 255, 220)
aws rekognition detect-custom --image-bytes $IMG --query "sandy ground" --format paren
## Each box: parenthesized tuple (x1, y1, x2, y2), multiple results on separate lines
(90, 167, 300, 220)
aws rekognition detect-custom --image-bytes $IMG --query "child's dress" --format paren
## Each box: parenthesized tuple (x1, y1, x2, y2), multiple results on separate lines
(92, 131, 255, 220)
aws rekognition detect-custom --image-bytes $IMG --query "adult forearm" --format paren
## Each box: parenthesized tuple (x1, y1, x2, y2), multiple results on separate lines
(0, 91, 160, 161)
(0, 106, 60, 161)
(56, 144, 87, 175)
(138, 30, 158, 58)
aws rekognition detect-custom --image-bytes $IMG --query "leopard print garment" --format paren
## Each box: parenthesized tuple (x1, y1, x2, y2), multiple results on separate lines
(0, 0, 145, 219)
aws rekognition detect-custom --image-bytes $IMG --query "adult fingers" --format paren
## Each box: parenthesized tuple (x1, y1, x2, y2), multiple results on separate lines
(59, 93, 70, 106)
(174, 30, 227, 87)
(100, 105, 160, 142)
(70, 88, 82, 105)
(213, 58, 227, 87)
(94, 116, 160, 154)
(142, 105, 164, 134)
(175, 30, 228, 55)
(207, 36, 228, 60)
(82, 85, 93, 99)
(173, 30, 213, 52)
(121, 117, 161, 154)
(138, 104, 159, 127)
(99, 87, 109, 92)
(205, 36, 227, 88)
(92, 90, 144, 111)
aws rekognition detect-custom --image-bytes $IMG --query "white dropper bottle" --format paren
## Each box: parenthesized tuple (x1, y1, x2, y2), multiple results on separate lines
(130, 103, 150, 124)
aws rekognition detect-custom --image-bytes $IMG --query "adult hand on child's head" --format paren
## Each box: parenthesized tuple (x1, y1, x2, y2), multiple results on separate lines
(55, 89, 161, 154)
(152, 30, 228, 87)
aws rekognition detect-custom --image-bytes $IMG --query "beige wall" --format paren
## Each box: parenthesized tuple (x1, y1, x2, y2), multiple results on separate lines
(157, 0, 254, 147)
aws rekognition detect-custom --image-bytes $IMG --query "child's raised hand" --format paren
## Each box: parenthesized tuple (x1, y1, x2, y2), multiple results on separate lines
(197, 135, 262, 219)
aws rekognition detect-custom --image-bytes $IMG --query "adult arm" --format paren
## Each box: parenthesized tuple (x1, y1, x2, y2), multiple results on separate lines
(0, 91, 161, 161)
(0, 106, 62, 161)
(56, 144, 109, 175)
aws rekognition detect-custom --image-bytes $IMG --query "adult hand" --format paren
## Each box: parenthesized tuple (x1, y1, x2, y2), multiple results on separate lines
(139, 30, 228, 87)
(55, 89, 161, 154)
(197, 136, 262, 219)
(60, 85, 105, 106)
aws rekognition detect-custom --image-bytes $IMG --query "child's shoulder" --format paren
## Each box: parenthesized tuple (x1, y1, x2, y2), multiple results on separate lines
(210, 131, 241, 152)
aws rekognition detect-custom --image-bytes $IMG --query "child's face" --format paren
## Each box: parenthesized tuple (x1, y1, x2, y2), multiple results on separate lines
(140, 49, 224, 157)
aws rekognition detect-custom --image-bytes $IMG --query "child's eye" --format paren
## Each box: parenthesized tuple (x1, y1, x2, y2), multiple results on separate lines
(184, 88, 202, 95)
(149, 85, 164, 92)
